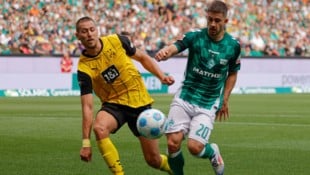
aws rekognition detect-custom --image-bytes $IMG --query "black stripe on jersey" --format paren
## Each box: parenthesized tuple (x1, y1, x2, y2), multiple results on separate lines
(117, 34, 136, 56)
(77, 70, 93, 95)
(175, 40, 187, 53)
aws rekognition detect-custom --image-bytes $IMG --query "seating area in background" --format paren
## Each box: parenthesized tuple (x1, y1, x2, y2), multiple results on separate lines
(0, 0, 309, 57)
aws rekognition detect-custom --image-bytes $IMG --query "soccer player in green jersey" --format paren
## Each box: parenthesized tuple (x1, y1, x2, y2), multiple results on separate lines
(155, 1, 241, 175)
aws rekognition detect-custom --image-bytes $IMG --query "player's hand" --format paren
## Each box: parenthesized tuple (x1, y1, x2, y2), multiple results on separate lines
(80, 147, 92, 162)
(216, 102, 229, 121)
(155, 47, 169, 62)
(161, 75, 175, 86)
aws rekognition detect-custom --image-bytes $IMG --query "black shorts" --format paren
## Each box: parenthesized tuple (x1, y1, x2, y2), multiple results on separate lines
(99, 102, 151, 137)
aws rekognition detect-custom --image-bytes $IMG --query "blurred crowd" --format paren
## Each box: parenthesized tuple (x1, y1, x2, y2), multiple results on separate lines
(0, 0, 309, 57)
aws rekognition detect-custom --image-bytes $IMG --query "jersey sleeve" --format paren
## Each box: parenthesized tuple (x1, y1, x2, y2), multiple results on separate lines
(174, 30, 197, 53)
(117, 34, 136, 56)
(77, 70, 93, 95)
(229, 41, 241, 72)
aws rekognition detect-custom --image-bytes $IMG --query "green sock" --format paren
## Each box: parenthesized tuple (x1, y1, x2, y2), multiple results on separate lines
(198, 143, 215, 159)
(168, 151, 184, 175)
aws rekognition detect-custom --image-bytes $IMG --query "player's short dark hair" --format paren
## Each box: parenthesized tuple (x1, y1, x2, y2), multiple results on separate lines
(207, 0, 228, 17)
(76, 16, 95, 32)
(120, 31, 131, 36)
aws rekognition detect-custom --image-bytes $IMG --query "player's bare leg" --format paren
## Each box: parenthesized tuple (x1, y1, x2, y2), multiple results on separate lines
(94, 111, 124, 175)
(139, 136, 173, 174)
(188, 139, 224, 175)
(167, 132, 185, 175)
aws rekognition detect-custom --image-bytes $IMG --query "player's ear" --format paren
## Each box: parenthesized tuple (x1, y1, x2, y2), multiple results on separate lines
(224, 18, 228, 24)
(75, 32, 80, 40)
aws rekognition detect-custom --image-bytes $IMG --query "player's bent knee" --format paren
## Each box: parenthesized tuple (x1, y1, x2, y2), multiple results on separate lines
(167, 139, 181, 153)
(187, 140, 204, 155)
(93, 123, 110, 138)
(167, 133, 183, 153)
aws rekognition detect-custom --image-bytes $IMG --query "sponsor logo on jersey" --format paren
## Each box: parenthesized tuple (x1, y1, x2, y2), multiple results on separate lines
(208, 49, 219, 55)
(220, 59, 228, 65)
(193, 67, 222, 78)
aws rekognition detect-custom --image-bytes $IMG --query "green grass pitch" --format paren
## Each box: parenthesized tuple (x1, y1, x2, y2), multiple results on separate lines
(0, 94, 309, 175)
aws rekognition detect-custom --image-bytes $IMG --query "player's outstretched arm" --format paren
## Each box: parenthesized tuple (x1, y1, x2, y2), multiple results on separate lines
(132, 49, 175, 85)
(154, 44, 178, 62)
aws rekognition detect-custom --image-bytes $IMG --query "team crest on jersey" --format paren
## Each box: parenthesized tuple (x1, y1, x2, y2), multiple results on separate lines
(105, 48, 116, 59)
(206, 59, 215, 69)
(206, 49, 219, 68)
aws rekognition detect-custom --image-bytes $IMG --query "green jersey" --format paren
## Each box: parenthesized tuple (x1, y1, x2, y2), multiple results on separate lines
(174, 28, 241, 110)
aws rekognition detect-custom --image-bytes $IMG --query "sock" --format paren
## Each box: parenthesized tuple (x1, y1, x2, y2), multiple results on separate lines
(97, 138, 124, 175)
(168, 150, 184, 175)
(159, 154, 173, 174)
(197, 143, 215, 159)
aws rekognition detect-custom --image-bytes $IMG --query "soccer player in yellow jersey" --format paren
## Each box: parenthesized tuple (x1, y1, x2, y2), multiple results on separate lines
(75, 16, 175, 175)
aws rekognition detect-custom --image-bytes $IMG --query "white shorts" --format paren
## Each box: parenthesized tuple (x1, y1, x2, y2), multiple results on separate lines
(165, 96, 217, 145)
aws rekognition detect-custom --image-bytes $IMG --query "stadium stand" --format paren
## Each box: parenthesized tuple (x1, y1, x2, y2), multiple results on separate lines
(0, 0, 309, 57)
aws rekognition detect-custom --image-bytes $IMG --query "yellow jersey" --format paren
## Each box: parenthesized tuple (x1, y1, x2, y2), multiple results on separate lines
(77, 34, 154, 108)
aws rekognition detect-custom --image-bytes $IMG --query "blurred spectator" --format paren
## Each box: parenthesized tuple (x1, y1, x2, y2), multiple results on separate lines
(19, 43, 33, 54)
(0, 44, 11, 55)
(165, 0, 176, 22)
(146, 42, 159, 57)
(60, 51, 73, 73)
(294, 39, 306, 56)
(250, 32, 265, 52)
(241, 44, 252, 56)
(8, 42, 20, 54)
(34, 40, 53, 55)
(0, 0, 309, 57)
(264, 45, 280, 56)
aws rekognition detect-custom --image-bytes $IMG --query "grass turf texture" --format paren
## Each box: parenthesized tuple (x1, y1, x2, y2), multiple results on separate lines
(0, 94, 309, 175)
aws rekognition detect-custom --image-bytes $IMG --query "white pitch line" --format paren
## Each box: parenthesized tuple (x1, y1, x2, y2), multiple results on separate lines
(219, 122, 310, 127)
(232, 113, 308, 118)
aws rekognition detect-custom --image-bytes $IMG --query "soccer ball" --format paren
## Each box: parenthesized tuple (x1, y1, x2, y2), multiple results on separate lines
(136, 108, 167, 139)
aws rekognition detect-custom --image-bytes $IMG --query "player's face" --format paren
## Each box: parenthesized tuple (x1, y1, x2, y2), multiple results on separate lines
(207, 12, 228, 41)
(76, 20, 99, 49)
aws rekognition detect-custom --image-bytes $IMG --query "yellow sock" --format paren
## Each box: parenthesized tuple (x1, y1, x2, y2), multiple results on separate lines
(97, 138, 124, 175)
(160, 154, 173, 175)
